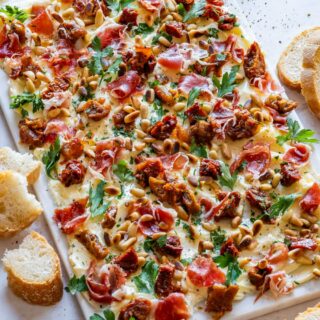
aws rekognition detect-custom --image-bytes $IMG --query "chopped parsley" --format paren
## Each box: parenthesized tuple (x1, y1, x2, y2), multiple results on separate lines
(89, 180, 110, 218)
(113, 160, 134, 182)
(133, 260, 159, 294)
(65, 275, 88, 295)
(214, 253, 242, 285)
(276, 119, 319, 146)
(112, 126, 134, 138)
(151, 32, 172, 45)
(10, 93, 44, 117)
(212, 65, 240, 97)
(89, 309, 115, 320)
(143, 235, 167, 252)
(187, 87, 201, 108)
(105, 0, 135, 14)
(133, 23, 154, 36)
(190, 139, 208, 158)
(0, 5, 28, 22)
(42, 137, 61, 179)
(217, 161, 246, 190)
(210, 227, 227, 253)
(180, 257, 193, 266)
(208, 27, 219, 39)
(150, 102, 168, 124)
(267, 193, 299, 219)
(183, 0, 206, 22)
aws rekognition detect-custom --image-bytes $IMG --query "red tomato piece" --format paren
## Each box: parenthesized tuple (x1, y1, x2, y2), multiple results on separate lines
(155, 293, 190, 320)
(187, 256, 225, 287)
(300, 183, 320, 214)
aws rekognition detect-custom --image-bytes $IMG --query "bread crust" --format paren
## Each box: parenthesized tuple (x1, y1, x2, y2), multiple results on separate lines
(295, 304, 320, 319)
(277, 27, 320, 90)
(3, 232, 63, 305)
(301, 41, 320, 119)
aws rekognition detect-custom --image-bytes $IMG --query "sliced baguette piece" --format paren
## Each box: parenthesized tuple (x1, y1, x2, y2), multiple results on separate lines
(301, 39, 320, 119)
(0, 147, 41, 184)
(0, 171, 42, 237)
(2, 231, 63, 305)
(295, 304, 320, 320)
(277, 27, 320, 90)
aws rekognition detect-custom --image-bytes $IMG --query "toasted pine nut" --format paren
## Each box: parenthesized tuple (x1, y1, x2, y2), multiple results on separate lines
(128, 211, 140, 221)
(140, 119, 150, 132)
(26, 78, 36, 93)
(105, 186, 121, 196)
(124, 106, 136, 114)
(127, 222, 138, 237)
(51, 12, 64, 23)
(176, 206, 188, 221)
(221, 143, 232, 160)
(95, 9, 104, 26)
(209, 150, 218, 159)
(314, 255, 320, 267)
(239, 225, 253, 236)
(23, 71, 35, 80)
(152, 232, 167, 240)
(239, 257, 251, 268)
(313, 268, 320, 277)
(271, 173, 281, 188)
(252, 220, 263, 236)
(259, 183, 272, 192)
(290, 214, 304, 227)
(119, 237, 137, 251)
(130, 188, 146, 198)
(202, 222, 216, 231)
(47, 108, 61, 119)
(124, 111, 140, 123)
(140, 214, 154, 222)
(118, 220, 131, 231)
(138, 256, 146, 266)
(258, 259, 268, 269)
(62, 8, 75, 19)
(36, 71, 50, 82)
(238, 235, 252, 250)
(296, 255, 313, 265)
(134, 142, 146, 152)
(172, 12, 183, 22)
(231, 216, 241, 228)
(173, 102, 185, 112)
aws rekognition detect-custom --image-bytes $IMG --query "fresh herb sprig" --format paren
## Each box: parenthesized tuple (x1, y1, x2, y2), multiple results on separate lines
(133, 260, 159, 294)
(210, 227, 227, 253)
(217, 161, 246, 190)
(267, 193, 299, 219)
(89, 180, 110, 218)
(143, 235, 167, 252)
(89, 309, 115, 320)
(105, 0, 135, 14)
(42, 137, 61, 179)
(0, 5, 28, 22)
(133, 23, 154, 36)
(190, 139, 208, 158)
(187, 87, 201, 107)
(183, 0, 206, 22)
(214, 253, 242, 285)
(10, 93, 44, 117)
(212, 65, 240, 97)
(65, 275, 88, 295)
(113, 160, 134, 183)
(276, 119, 319, 146)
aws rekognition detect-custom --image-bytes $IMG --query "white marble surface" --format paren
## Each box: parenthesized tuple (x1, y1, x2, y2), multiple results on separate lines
(0, 1, 320, 319)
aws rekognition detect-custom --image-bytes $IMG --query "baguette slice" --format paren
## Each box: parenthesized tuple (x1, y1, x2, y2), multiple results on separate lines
(277, 27, 320, 90)
(0, 147, 41, 184)
(295, 304, 320, 320)
(301, 38, 320, 119)
(0, 171, 42, 237)
(2, 231, 63, 305)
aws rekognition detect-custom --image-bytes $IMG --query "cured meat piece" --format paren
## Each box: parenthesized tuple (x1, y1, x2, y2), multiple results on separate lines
(190, 120, 216, 144)
(230, 143, 271, 179)
(187, 256, 225, 287)
(206, 284, 239, 312)
(59, 160, 86, 187)
(244, 42, 266, 80)
(101, 206, 117, 229)
(86, 261, 126, 303)
(160, 153, 188, 170)
(158, 46, 183, 71)
(300, 183, 320, 214)
(75, 230, 109, 259)
(44, 118, 74, 143)
(54, 198, 88, 234)
(246, 188, 271, 211)
(200, 159, 221, 179)
(155, 264, 175, 297)
(135, 158, 164, 187)
(155, 293, 190, 320)
(289, 238, 317, 251)
(264, 94, 298, 115)
(266, 242, 288, 264)
(96, 23, 125, 48)
(61, 137, 84, 160)
(154, 235, 183, 258)
(118, 298, 152, 320)
(72, 0, 100, 16)
(185, 103, 207, 125)
(211, 35, 244, 63)
(178, 73, 210, 94)
(119, 8, 138, 26)
(150, 115, 177, 140)
(280, 162, 301, 186)
(28, 9, 54, 36)
(218, 13, 237, 31)
(165, 22, 184, 38)
(41, 77, 70, 99)
(220, 238, 239, 257)
(283, 143, 310, 166)
(248, 264, 273, 289)
(0, 28, 24, 58)
(19, 118, 46, 149)
(107, 71, 141, 100)
(138, 0, 163, 12)
(114, 248, 139, 275)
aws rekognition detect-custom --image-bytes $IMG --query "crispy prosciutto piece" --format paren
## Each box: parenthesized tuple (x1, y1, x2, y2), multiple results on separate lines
(266, 242, 288, 265)
(248, 264, 273, 289)
(118, 298, 152, 320)
(61, 137, 84, 160)
(154, 235, 183, 258)
(178, 73, 210, 95)
(155, 293, 190, 320)
(28, 9, 54, 36)
(230, 143, 271, 179)
(246, 188, 271, 211)
(44, 119, 75, 143)
(86, 261, 126, 304)
(54, 198, 88, 234)
(0, 29, 24, 58)
(19, 118, 46, 149)
(139, 206, 174, 236)
(289, 238, 317, 251)
(187, 256, 225, 287)
(206, 284, 239, 313)
(138, 0, 163, 12)
(158, 46, 183, 71)
(160, 153, 189, 170)
(150, 115, 177, 140)
(96, 23, 125, 49)
(211, 35, 244, 63)
(280, 162, 301, 187)
(283, 143, 310, 166)
(114, 248, 139, 275)
(119, 8, 138, 26)
(220, 238, 239, 257)
(106, 71, 141, 100)
(200, 158, 221, 179)
(300, 183, 320, 214)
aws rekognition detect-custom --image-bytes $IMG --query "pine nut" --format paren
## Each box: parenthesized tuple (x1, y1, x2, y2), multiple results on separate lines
(140, 214, 154, 222)
(130, 188, 146, 198)
(128, 211, 140, 221)
(231, 216, 241, 228)
(221, 143, 232, 160)
(209, 150, 218, 159)
(124, 111, 140, 123)
(176, 206, 188, 221)
(118, 220, 131, 231)
(314, 255, 320, 267)
(252, 220, 263, 236)
(313, 268, 320, 277)
(173, 102, 185, 112)
(271, 173, 281, 188)
(202, 222, 216, 231)
(239, 225, 253, 236)
(51, 12, 64, 23)
(124, 106, 136, 113)
(284, 228, 298, 237)
(62, 8, 75, 19)
(36, 71, 50, 82)
(140, 119, 150, 132)
(174, 270, 183, 280)
(105, 186, 120, 196)
(258, 259, 268, 269)
(171, 12, 182, 22)
(152, 232, 167, 240)
(23, 71, 35, 80)
(134, 142, 146, 152)
(290, 214, 304, 227)
(259, 183, 272, 192)
(198, 240, 214, 253)
(127, 222, 138, 237)
(135, 129, 147, 139)
(47, 108, 61, 119)
(140, 104, 149, 119)
(239, 257, 251, 268)
(296, 255, 313, 265)
(138, 256, 146, 266)
(119, 237, 137, 251)
(238, 235, 252, 250)
(26, 78, 35, 93)
(145, 89, 155, 103)
(95, 9, 104, 27)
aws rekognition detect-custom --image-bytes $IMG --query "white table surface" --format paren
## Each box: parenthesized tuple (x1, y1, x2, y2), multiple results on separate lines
(1, 0, 320, 319)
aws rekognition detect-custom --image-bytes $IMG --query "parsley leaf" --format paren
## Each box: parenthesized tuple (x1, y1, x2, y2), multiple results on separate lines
(150, 102, 168, 125)
(210, 227, 226, 253)
(112, 126, 134, 137)
(133, 260, 159, 294)
(10, 93, 44, 116)
(65, 275, 88, 295)
(190, 139, 207, 158)
(187, 87, 201, 107)
(0, 5, 28, 22)
(101, 56, 123, 84)
(89, 180, 110, 218)
(217, 161, 245, 190)
(180, 258, 193, 266)
(214, 253, 242, 285)
(177, 3, 187, 17)
(151, 32, 172, 45)
(183, 0, 206, 22)
(212, 65, 240, 97)
(276, 119, 319, 146)
(208, 27, 219, 39)
(267, 193, 299, 219)
(133, 23, 154, 36)
(113, 160, 134, 182)
(90, 314, 104, 320)
(143, 235, 167, 252)
(89, 310, 115, 320)
(42, 137, 61, 179)
(106, 0, 135, 14)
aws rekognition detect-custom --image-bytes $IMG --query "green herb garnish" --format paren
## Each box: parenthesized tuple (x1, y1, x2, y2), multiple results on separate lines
(89, 180, 110, 218)
(105, 0, 135, 14)
(214, 253, 242, 285)
(133, 260, 159, 294)
(113, 160, 134, 182)
(267, 193, 299, 219)
(190, 139, 207, 158)
(133, 23, 154, 36)
(212, 65, 240, 97)
(208, 27, 219, 39)
(183, 0, 206, 22)
(42, 137, 61, 179)
(143, 235, 167, 252)
(276, 119, 319, 146)
(0, 5, 28, 22)
(151, 32, 172, 45)
(217, 161, 245, 190)
(10, 93, 44, 116)
(65, 275, 88, 295)
(89, 309, 115, 320)
(210, 227, 226, 253)
(187, 87, 201, 108)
